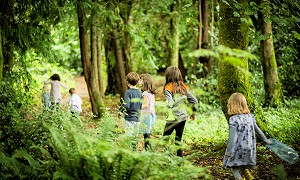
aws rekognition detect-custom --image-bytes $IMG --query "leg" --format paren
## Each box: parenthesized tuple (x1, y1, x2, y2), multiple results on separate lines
(144, 133, 151, 150)
(232, 168, 243, 180)
(174, 120, 186, 157)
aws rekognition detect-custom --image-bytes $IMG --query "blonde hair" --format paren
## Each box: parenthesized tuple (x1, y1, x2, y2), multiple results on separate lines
(227, 93, 250, 115)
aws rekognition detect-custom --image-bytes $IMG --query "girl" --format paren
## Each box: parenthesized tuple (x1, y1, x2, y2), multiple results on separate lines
(163, 66, 198, 157)
(42, 84, 51, 108)
(223, 93, 271, 180)
(140, 74, 156, 150)
(44, 74, 68, 107)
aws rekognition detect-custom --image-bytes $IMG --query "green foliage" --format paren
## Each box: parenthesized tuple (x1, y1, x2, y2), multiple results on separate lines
(263, 99, 300, 144)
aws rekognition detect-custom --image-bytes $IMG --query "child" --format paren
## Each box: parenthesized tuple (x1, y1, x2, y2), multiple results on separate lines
(44, 74, 68, 107)
(163, 66, 198, 157)
(119, 72, 142, 150)
(42, 84, 51, 108)
(223, 93, 271, 180)
(139, 74, 156, 150)
(69, 88, 82, 116)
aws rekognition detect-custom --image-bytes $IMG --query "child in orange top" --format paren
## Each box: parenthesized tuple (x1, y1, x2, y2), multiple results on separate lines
(163, 66, 198, 157)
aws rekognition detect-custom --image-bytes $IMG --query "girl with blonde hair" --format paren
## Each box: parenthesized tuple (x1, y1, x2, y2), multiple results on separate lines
(223, 93, 271, 180)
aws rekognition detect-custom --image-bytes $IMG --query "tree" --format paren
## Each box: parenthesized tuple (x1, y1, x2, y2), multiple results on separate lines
(169, 0, 181, 67)
(218, 0, 268, 132)
(77, 0, 105, 118)
(257, 0, 282, 107)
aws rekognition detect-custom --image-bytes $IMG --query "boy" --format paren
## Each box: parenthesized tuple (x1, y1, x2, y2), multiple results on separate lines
(69, 88, 82, 116)
(119, 72, 142, 149)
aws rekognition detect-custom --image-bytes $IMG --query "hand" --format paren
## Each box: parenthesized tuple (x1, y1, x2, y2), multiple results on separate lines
(265, 139, 272, 145)
(190, 114, 195, 121)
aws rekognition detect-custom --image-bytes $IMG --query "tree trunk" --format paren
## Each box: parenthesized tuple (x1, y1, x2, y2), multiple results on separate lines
(169, 0, 180, 67)
(210, 0, 214, 47)
(199, 0, 211, 77)
(77, 0, 105, 118)
(194, 0, 203, 74)
(112, 30, 127, 97)
(3, 38, 13, 73)
(97, 34, 104, 97)
(218, 0, 268, 132)
(258, 0, 282, 107)
(104, 40, 119, 95)
(0, 29, 3, 83)
(90, 5, 105, 117)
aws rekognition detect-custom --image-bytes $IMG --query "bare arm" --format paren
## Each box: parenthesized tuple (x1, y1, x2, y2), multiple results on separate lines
(142, 95, 150, 110)
(61, 81, 68, 89)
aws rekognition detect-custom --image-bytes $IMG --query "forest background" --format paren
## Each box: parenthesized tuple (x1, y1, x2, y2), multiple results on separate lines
(0, 0, 300, 179)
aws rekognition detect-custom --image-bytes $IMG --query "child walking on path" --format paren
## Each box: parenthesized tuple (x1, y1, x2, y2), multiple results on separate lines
(223, 93, 271, 180)
(139, 74, 156, 150)
(42, 84, 51, 108)
(162, 66, 198, 157)
(44, 74, 68, 108)
(69, 88, 82, 116)
(119, 72, 142, 150)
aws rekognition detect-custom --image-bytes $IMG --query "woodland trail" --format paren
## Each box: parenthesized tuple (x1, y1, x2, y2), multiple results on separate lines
(73, 75, 300, 180)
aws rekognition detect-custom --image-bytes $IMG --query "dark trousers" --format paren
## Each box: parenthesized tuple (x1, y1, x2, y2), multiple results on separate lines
(163, 120, 186, 157)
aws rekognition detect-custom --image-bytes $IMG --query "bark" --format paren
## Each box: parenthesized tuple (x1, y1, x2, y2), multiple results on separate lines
(178, 51, 187, 79)
(218, 0, 268, 133)
(199, 0, 211, 77)
(195, 0, 203, 74)
(97, 34, 104, 97)
(112, 30, 127, 97)
(169, 0, 180, 67)
(258, 0, 282, 107)
(104, 40, 119, 95)
(77, 0, 105, 118)
(3, 37, 13, 73)
(0, 29, 3, 83)
(90, 5, 105, 117)
(210, 0, 214, 47)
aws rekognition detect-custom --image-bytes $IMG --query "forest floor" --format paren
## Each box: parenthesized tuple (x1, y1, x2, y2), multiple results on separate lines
(73, 75, 300, 180)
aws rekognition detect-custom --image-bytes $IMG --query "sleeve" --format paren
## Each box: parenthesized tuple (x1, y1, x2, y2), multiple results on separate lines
(225, 117, 238, 157)
(187, 90, 198, 112)
(44, 80, 52, 85)
(60, 82, 68, 89)
(164, 90, 175, 108)
(253, 116, 268, 143)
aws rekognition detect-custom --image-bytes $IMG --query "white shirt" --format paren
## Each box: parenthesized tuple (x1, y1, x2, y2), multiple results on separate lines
(69, 94, 82, 112)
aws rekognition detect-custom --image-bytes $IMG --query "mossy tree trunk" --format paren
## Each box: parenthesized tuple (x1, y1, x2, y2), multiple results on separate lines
(169, 0, 180, 67)
(258, 0, 282, 107)
(218, 0, 269, 132)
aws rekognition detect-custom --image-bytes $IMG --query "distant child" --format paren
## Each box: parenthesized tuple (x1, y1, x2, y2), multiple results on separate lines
(163, 66, 198, 157)
(119, 72, 142, 150)
(42, 84, 51, 108)
(69, 88, 82, 116)
(44, 74, 68, 107)
(223, 93, 271, 180)
(139, 74, 156, 150)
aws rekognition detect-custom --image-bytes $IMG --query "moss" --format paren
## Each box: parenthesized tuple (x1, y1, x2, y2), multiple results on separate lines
(218, 0, 269, 133)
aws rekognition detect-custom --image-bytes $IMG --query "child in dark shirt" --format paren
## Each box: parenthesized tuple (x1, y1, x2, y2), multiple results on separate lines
(119, 72, 142, 150)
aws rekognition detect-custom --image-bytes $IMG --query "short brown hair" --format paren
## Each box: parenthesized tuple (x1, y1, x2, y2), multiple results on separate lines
(126, 72, 140, 86)
(69, 88, 75, 94)
(227, 93, 250, 115)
